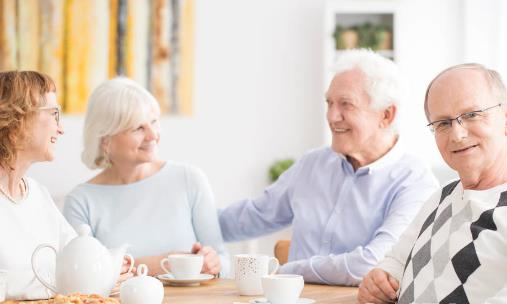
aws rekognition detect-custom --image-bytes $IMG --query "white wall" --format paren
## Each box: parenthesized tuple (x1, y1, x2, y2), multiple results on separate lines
(27, 0, 505, 258)
(28, 0, 327, 257)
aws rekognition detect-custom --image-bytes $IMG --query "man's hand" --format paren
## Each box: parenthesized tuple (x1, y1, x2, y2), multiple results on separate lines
(191, 242, 221, 276)
(357, 268, 399, 304)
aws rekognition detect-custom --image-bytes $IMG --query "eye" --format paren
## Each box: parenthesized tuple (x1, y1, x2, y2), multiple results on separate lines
(151, 119, 158, 125)
(461, 111, 481, 120)
(435, 120, 452, 130)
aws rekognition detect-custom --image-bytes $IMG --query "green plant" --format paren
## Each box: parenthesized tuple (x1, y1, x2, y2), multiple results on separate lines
(332, 22, 393, 51)
(268, 159, 295, 183)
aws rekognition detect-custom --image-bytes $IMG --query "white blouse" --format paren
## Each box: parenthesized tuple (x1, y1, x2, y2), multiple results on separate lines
(0, 177, 76, 300)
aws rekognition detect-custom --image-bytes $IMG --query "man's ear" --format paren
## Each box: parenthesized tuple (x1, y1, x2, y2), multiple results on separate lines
(380, 104, 397, 128)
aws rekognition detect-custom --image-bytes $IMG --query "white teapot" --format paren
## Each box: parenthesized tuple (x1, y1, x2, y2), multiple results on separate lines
(120, 264, 164, 304)
(31, 225, 134, 297)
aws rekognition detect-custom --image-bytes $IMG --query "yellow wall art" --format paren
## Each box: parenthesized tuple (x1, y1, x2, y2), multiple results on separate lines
(0, 0, 194, 115)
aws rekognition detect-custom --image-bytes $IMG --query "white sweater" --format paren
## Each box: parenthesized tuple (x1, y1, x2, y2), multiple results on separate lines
(0, 177, 76, 300)
(380, 180, 507, 304)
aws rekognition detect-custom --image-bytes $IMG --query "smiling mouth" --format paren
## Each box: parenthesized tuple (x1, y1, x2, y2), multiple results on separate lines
(452, 144, 479, 153)
(333, 128, 349, 133)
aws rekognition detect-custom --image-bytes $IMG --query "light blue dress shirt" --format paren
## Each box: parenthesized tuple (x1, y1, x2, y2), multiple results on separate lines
(219, 142, 438, 285)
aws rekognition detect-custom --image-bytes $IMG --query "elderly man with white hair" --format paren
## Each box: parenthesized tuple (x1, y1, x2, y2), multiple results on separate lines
(358, 63, 507, 303)
(219, 49, 438, 285)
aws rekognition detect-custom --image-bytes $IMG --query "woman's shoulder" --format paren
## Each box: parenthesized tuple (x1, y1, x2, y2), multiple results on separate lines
(64, 181, 103, 205)
(25, 176, 52, 200)
(163, 161, 206, 178)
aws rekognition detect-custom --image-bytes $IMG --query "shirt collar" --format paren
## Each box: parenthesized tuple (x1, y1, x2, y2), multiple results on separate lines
(335, 136, 405, 175)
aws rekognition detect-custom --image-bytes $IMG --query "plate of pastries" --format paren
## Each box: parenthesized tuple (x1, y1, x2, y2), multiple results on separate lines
(2, 293, 120, 304)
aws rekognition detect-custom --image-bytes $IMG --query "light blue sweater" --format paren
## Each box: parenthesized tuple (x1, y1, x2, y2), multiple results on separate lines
(63, 162, 229, 276)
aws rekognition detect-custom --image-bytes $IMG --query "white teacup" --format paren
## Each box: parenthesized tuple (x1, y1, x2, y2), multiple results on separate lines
(234, 254, 279, 296)
(160, 254, 203, 279)
(262, 274, 304, 304)
(0, 269, 6, 302)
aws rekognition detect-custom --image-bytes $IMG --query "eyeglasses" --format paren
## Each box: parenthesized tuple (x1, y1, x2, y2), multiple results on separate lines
(427, 103, 504, 134)
(38, 105, 60, 126)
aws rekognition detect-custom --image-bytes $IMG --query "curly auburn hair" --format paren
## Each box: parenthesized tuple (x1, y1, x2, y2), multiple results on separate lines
(0, 71, 56, 169)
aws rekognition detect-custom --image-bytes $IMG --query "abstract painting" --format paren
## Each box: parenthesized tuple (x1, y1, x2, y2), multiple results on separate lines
(0, 0, 194, 115)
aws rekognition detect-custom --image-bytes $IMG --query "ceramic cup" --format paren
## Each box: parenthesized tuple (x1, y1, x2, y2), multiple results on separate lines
(234, 254, 279, 296)
(120, 264, 164, 304)
(262, 274, 304, 304)
(160, 254, 203, 279)
(0, 269, 6, 302)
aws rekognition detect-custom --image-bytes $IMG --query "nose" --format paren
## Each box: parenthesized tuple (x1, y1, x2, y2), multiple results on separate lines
(144, 124, 158, 141)
(448, 119, 467, 142)
(327, 104, 344, 123)
(57, 123, 64, 135)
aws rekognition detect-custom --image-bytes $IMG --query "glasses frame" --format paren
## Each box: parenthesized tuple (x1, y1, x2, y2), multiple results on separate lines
(427, 103, 504, 133)
(38, 105, 61, 126)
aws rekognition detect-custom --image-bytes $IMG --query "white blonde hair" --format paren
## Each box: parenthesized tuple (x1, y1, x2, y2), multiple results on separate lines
(332, 49, 407, 131)
(82, 77, 161, 169)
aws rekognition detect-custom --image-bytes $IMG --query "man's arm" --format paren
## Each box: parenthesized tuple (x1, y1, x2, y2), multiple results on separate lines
(219, 158, 305, 242)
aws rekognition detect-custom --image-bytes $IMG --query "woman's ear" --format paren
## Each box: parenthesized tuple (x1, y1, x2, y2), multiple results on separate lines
(100, 137, 110, 154)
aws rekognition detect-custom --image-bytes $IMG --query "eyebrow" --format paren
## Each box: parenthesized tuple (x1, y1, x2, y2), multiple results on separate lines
(430, 104, 483, 120)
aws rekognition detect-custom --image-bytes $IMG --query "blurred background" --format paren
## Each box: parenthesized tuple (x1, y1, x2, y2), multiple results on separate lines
(2, 0, 507, 258)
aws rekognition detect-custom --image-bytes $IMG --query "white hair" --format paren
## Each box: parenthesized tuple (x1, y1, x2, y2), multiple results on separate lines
(81, 77, 161, 169)
(332, 49, 407, 131)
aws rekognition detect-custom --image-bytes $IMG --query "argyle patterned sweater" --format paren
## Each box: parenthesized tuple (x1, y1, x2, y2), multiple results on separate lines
(379, 180, 507, 304)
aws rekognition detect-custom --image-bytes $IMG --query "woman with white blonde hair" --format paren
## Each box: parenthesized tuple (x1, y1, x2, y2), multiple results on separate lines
(63, 77, 228, 277)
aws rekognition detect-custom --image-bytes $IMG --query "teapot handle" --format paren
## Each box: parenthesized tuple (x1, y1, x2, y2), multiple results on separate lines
(31, 244, 58, 294)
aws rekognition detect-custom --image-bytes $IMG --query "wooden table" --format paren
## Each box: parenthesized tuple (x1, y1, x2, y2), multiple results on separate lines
(4, 279, 357, 304)
(163, 279, 357, 304)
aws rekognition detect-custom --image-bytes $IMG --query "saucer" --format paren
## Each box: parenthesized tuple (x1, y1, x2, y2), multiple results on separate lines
(249, 298, 315, 304)
(156, 273, 214, 286)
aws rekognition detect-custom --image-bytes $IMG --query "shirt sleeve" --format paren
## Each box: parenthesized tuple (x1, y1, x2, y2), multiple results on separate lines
(62, 193, 91, 235)
(218, 158, 304, 242)
(186, 166, 231, 278)
(279, 172, 440, 286)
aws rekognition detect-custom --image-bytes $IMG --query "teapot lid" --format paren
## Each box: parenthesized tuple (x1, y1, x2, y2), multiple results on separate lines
(62, 224, 108, 257)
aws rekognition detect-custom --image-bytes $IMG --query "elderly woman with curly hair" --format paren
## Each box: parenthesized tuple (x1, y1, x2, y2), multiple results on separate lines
(0, 71, 131, 300)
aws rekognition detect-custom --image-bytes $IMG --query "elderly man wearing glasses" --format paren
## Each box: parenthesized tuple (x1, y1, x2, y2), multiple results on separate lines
(219, 49, 439, 286)
(358, 63, 507, 304)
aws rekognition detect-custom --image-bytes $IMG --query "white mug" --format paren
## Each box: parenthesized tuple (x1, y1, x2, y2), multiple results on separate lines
(0, 269, 6, 302)
(262, 274, 304, 304)
(160, 254, 203, 279)
(234, 254, 279, 296)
